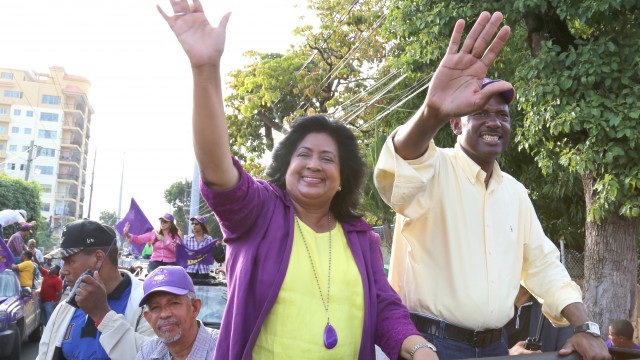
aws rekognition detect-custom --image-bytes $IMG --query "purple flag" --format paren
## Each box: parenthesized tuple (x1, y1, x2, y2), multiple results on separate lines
(115, 198, 154, 255)
(0, 238, 13, 272)
(175, 239, 218, 268)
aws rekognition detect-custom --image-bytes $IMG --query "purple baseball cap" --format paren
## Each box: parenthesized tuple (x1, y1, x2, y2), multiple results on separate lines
(189, 215, 206, 225)
(482, 78, 515, 104)
(20, 224, 32, 232)
(139, 266, 195, 307)
(159, 213, 175, 223)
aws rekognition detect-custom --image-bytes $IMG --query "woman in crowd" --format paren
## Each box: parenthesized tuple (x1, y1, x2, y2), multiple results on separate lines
(182, 215, 217, 279)
(123, 213, 180, 273)
(157, 1, 435, 359)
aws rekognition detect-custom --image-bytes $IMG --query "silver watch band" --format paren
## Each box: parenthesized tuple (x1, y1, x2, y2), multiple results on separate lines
(409, 341, 437, 358)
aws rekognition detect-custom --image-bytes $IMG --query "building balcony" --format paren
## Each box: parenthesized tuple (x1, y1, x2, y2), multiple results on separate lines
(0, 133, 8, 141)
(0, 115, 10, 123)
(55, 191, 79, 200)
(0, 150, 6, 159)
(57, 173, 80, 183)
(63, 118, 85, 131)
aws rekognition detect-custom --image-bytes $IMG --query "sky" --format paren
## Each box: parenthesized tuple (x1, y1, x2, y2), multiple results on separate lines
(1, 0, 311, 221)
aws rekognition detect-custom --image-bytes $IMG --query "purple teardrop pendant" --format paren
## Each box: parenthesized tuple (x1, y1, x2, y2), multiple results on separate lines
(323, 323, 338, 349)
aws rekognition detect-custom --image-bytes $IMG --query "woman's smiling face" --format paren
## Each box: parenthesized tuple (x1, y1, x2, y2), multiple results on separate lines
(285, 132, 341, 210)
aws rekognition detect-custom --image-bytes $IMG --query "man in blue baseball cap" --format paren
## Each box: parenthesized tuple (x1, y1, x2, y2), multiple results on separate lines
(137, 266, 218, 360)
(374, 11, 608, 359)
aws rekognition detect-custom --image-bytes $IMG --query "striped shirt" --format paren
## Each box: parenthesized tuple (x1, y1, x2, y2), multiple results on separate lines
(182, 234, 217, 274)
(136, 320, 218, 360)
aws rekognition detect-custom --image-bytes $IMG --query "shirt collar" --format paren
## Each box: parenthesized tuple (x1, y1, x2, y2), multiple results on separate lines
(453, 142, 503, 187)
(108, 273, 131, 300)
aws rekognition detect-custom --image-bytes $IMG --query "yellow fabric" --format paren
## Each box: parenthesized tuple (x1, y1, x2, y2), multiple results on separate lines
(17, 260, 34, 287)
(253, 219, 364, 359)
(374, 134, 582, 329)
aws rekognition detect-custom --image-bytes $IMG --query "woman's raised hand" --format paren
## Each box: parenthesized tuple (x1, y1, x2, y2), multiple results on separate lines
(157, 0, 231, 67)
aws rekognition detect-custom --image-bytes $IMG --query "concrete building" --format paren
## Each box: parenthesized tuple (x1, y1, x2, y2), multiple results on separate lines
(0, 66, 93, 232)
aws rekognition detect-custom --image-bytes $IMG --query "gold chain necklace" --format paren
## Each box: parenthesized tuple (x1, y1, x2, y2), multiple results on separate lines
(295, 215, 338, 349)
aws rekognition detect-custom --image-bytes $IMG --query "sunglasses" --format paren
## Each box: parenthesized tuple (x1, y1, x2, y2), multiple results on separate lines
(160, 219, 170, 224)
(191, 222, 200, 226)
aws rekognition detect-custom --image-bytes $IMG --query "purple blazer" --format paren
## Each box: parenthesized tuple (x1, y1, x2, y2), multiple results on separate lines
(201, 158, 419, 359)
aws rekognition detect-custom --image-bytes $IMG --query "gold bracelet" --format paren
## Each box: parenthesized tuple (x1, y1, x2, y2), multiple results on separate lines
(409, 341, 437, 358)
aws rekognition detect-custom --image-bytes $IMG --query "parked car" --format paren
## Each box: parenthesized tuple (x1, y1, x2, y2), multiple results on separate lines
(193, 275, 227, 330)
(0, 269, 43, 360)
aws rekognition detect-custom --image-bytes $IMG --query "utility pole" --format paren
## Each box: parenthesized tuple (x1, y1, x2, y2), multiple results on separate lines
(24, 140, 36, 181)
(188, 162, 200, 235)
(86, 148, 97, 219)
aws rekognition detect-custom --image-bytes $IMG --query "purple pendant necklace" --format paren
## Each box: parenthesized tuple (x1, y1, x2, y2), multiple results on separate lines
(295, 215, 338, 350)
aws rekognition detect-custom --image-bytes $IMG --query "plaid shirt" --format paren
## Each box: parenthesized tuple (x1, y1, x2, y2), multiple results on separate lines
(136, 320, 218, 360)
(182, 234, 216, 274)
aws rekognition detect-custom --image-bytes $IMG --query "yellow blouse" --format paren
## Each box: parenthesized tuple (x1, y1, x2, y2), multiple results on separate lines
(253, 219, 364, 358)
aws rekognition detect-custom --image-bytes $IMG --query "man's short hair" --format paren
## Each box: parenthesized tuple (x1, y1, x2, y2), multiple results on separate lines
(22, 250, 33, 260)
(610, 319, 635, 340)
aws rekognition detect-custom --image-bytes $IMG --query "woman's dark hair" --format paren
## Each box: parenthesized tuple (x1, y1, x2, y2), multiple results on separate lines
(155, 222, 181, 242)
(265, 115, 366, 222)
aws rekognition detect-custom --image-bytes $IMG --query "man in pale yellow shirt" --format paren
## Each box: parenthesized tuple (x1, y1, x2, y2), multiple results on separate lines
(374, 10, 609, 360)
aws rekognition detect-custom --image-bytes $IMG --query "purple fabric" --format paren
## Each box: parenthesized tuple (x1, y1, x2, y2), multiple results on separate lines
(0, 236, 13, 272)
(175, 238, 217, 268)
(201, 157, 420, 360)
(115, 198, 154, 255)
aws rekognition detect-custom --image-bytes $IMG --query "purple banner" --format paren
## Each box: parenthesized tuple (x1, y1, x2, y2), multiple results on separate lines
(175, 240, 218, 268)
(115, 198, 154, 255)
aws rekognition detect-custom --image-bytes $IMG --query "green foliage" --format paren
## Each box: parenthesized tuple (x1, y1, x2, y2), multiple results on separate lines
(0, 174, 42, 239)
(98, 210, 118, 227)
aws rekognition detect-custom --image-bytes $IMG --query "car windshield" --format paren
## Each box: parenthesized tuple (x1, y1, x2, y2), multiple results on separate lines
(0, 271, 18, 297)
(194, 283, 227, 327)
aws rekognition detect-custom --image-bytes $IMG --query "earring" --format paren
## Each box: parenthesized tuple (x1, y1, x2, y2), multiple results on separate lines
(337, 186, 342, 191)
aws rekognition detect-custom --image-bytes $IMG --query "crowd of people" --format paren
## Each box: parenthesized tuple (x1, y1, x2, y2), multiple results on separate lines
(1, 0, 638, 359)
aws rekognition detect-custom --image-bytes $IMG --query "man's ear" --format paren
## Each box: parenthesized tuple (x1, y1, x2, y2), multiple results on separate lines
(192, 298, 202, 318)
(450, 117, 462, 135)
(143, 309, 151, 323)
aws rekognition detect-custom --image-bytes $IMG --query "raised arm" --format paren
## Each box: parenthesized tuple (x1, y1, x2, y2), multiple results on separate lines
(158, 0, 238, 190)
(393, 11, 513, 160)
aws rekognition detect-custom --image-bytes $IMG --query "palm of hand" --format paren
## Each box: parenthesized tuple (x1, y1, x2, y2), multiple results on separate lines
(171, 14, 227, 67)
(426, 52, 490, 118)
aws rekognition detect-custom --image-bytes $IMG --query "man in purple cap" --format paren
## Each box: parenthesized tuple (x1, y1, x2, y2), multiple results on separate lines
(374, 11, 608, 360)
(7, 223, 31, 263)
(137, 266, 218, 360)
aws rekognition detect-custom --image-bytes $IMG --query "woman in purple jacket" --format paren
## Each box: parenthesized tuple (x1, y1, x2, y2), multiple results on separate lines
(157, 1, 435, 359)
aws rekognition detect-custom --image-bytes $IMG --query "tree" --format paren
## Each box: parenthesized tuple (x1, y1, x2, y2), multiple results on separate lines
(0, 174, 42, 239)
(99, 210, 118, 227)
(385, 0, 640, 330)
(163, 180, 223, 240)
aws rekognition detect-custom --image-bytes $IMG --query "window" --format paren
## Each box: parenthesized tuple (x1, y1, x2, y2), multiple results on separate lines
(11, 127, 19, 133)
(13, 109, 21, 116)
(34, 165, 54, 175)
(26, 110, 34, 117)
(40, 184, 52, 193)
(6, 163, 15, 170)
(8, 145, 17, 152)
(37, 147, 56, 157)
(19, 164, 25, 171)
(42, 95, 61, 105)
(0, 72, 13, 80)
(24, 128, 31, 135)
(41, 203, 51, 212)
(0, 108, 8, 115)
(38, 130, 57, 139)
(40, 112, 59, 122)
(0, 144, 3, 150)
(0, 125, 5, 133)
(3, 90, 22, 98)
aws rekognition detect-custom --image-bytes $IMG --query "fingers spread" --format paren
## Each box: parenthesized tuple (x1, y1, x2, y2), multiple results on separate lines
(472, 12, 504, 58)
(459, 11, 491, 55)
(481, 25, 511, 67)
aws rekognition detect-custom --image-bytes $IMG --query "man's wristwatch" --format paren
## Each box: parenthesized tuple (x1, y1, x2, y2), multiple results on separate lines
(574, 321, 601, 337)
